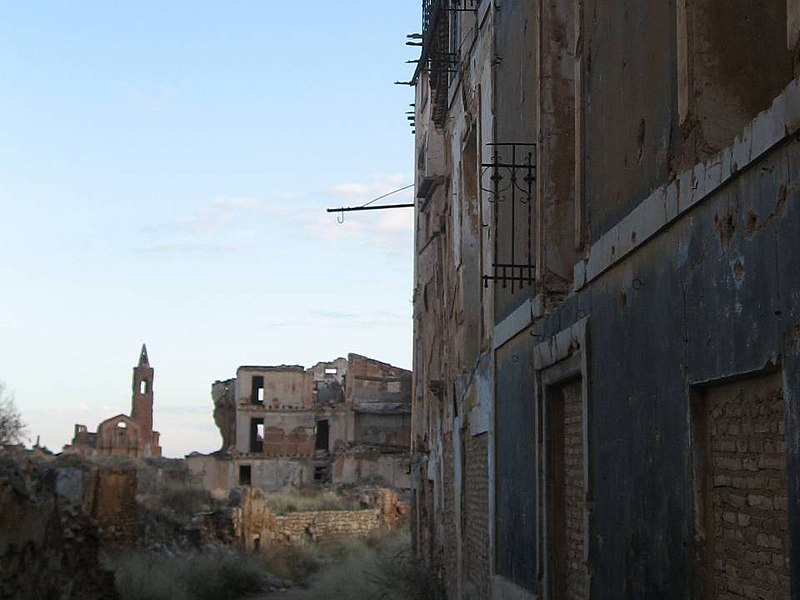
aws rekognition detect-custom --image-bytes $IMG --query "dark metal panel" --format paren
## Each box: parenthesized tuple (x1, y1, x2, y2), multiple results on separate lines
(495, 332, 537, 592)
(537, 138, 800, 598)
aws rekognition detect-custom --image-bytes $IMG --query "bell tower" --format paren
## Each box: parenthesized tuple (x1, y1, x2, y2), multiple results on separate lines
(131, 344, 154, 435)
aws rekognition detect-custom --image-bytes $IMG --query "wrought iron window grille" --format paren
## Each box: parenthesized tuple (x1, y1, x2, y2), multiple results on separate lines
(481, 142, 537, 292)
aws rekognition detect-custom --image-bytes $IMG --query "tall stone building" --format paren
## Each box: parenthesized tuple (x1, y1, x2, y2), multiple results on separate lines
(410, 0, 800, 598)
(65, 345, 162, 459)
(187, 353, 412, 497)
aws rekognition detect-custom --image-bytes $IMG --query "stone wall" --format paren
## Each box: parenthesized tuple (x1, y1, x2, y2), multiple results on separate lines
(88, 468, 138, 545)
(272, 510, 383, 544)
(0, 452, 118, 600)
(199, 486, 408, 552)
(333, 449, 411, 490)
(463, 433, 489, 599)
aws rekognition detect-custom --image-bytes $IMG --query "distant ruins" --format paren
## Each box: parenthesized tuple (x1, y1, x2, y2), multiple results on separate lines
(64, 345, 162, 459)
(188, 353, 411, 495)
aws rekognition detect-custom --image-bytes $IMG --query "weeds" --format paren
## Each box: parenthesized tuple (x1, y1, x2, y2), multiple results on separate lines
(109, 547, 265, 600)
(263, 489, 361, 515)
(274, 531, 445, 600)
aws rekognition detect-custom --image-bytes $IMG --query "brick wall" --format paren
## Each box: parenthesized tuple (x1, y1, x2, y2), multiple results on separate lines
(273, 509, 382, 543)
(89, 468, 138, 545)
(561, 380, 586, 600)
(441, 431, 458, 598)
(464, 433, 489, 599)
(0, 455, 118, 599)
(695, 372, 790, 598)
(211, 486, 407, 551)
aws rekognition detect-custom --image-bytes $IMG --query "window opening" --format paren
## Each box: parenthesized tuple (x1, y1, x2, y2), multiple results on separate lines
(546, 379, 586, 599)
(251, 376, 264, 405)
(239, 465, 252, 486)
(250, 418, 264, 453)
(315, 420, 330, 452)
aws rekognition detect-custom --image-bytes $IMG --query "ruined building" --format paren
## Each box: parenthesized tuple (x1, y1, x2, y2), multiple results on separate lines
(410, 0, 800, 598)
(65, 345, 162, 459)
(188, 353, 411, 496)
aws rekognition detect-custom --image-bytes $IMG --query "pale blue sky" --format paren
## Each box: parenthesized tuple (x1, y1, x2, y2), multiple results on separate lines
(0, 2, 419, 456)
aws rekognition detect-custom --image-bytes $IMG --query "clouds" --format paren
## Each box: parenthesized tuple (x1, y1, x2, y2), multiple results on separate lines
(304, 174, 414, 253)
(140, 174, 413, 256)
(140, 196, 278, 254)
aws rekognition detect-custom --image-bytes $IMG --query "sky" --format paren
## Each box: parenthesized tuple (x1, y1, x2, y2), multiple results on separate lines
(0, 2, 420, 457)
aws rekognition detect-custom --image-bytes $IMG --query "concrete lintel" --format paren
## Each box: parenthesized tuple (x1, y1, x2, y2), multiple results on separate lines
(491, 576, 538, 600)
(573, 259, 587, 292)
(573, 75, 800, 289)
(533, 317, 588, 371)
(731, 122, 753, 174)
(586, 224, 619, 282)
(751, 102, 786, 160)
(704, 155, 723, 196)
(616, 188, 667, 260)
(493, 299, 533, 350)
(720, 146, 735, 182)
(689, 161, 707, 209)
(665, 180, 679, 221)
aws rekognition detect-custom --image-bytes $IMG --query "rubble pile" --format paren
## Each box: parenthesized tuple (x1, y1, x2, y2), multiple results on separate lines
(0, 451, 118, 600)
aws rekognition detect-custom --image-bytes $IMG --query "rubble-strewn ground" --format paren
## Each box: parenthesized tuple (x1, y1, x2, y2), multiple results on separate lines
(0, 447, 442, 600)
(256, 531, 445, 600)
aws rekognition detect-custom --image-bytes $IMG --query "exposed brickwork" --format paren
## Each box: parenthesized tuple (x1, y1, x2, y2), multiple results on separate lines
(441, 431, 458, 599)
(562, 381, 586, 600)
(550, 379, 586, 599)
(0, 454, 119, 600)
(273, 510, 382, 543)
(698, 373, 790, 599)
(89, 469, 138, 545)
(464, 433, 489, 599)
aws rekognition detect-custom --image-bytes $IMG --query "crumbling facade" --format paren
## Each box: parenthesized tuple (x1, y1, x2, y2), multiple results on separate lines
(411, 1, 800, 598)
(65, 345, 162, 459)
(189, 353, 411, 495)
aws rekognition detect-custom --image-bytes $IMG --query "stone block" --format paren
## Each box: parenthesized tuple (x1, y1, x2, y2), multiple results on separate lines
(731, 123, 753, 174)
(586, 225, 619, 282)
(751, 106, 785, 160)
(677, 167, 694, 213)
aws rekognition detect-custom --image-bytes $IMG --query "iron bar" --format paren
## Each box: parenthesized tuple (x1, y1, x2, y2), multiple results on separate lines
(326, 204, 415, 213)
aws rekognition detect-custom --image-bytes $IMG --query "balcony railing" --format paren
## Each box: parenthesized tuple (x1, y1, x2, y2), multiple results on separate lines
(416, 0, 480, 126)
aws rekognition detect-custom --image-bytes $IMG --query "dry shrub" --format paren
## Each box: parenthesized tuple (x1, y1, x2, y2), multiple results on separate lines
(259, 542, 324, 582)
(272, 531, 445, 600)
(264, 489, 360, 515)
(110, 548, 265, 600)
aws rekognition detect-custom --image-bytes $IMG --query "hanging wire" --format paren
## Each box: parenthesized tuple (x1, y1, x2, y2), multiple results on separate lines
(358, 183, 414, 208)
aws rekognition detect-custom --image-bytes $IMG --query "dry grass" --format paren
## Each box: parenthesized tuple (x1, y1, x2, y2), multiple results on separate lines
(270, 531, 445, 600)
(263, 488, 361, 515)
(108, 547, 265, 600)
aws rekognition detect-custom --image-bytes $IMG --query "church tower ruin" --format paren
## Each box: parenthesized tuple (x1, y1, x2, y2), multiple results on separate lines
(131, 344, 154, 436)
